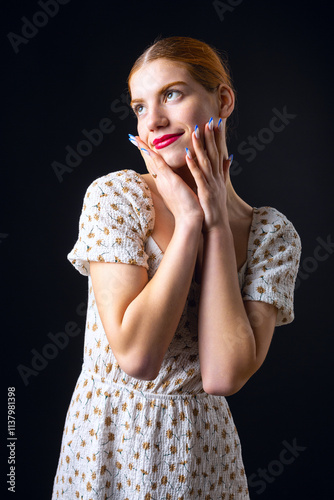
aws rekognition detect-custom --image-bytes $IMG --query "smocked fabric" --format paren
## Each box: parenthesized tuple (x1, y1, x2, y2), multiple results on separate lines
(52, 169, 301, 499)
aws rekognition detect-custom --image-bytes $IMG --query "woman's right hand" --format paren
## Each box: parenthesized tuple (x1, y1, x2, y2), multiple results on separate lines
(133, 135, 204, 226)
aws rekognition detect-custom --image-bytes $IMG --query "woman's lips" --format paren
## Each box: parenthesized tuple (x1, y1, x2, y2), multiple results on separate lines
(153, 133, 184, 150)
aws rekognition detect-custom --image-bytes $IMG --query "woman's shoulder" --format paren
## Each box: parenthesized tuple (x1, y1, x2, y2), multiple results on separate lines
(86, 169, 152, 199)
(80, 168, 155, 227)
(252, 206, 299, 233)
(243, 206, 301, 326)
(250, 205, 301, 251)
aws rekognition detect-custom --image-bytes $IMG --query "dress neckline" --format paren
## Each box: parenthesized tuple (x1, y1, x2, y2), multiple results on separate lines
(137, 171, 256, 279)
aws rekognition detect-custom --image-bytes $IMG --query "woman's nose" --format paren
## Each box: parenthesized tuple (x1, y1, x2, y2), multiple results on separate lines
(146, 106, 169, 130)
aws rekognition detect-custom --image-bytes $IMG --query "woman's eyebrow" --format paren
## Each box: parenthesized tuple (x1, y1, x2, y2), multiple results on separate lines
(130, 81, 187, 107)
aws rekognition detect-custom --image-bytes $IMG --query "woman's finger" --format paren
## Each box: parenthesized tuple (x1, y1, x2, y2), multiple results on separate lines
(214, 118, 225, 175)
(222, 154, 233, 182)
(191, 125, 213, 182)
(128, 134, 155, 174)
(202, 118, 220, 175)
(185, 147, 208, 191)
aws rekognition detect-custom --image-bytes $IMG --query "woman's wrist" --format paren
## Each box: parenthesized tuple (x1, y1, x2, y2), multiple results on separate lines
(173, 217, 203, 249)
(174, 214, 204, 232)
(202, 218, 232, 238)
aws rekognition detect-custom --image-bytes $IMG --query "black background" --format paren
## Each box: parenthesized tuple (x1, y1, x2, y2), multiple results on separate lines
(2, 0, 333, 498)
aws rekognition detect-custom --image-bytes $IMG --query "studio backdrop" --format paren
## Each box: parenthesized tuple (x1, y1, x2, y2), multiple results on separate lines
(2, 1, 333, 499)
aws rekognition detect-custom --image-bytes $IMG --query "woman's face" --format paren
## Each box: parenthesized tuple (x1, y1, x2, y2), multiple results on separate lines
(129, 59, 223, 169)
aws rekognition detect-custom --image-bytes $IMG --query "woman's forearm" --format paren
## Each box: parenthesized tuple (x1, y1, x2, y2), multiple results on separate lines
(120, 219, 202, 380)
(198, 224, 256, 395)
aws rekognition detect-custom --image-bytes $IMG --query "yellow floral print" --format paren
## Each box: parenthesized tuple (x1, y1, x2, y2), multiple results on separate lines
(52, 169, 301, 499)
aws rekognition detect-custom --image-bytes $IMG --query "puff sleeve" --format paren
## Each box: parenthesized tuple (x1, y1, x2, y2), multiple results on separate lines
(241, 207, 301, 326)
(67, 169, 155, 276)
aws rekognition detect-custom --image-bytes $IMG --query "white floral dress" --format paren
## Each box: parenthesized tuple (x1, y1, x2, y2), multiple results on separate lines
(52, 169, 301, 499)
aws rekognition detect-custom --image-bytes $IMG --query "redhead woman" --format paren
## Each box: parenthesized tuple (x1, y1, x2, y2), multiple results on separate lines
(52, 36, 301, 499)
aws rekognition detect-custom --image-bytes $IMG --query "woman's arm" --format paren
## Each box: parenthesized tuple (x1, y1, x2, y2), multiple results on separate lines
(90, 217, 202, 381)
(90, 148, 204, 381)
(198, 225, 277, 396)
(185, 120, 277, 395)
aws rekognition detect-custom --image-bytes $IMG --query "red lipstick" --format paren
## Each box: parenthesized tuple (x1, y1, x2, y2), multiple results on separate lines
(153, 133, 184, 150)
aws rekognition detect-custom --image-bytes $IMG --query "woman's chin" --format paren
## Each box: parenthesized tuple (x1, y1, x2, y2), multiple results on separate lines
(158, 151, 187, 169)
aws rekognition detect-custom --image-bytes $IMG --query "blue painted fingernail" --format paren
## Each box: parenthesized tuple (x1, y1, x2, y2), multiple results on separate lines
(208, 117, 213, 131)
(185, 147, 192, 159)
(228, 154, 233, 165)
(218, 118, 222, 131)
(129, 137, 138, 147)
(194, 125, 199, 139)
(141, 148, 150, 156)
(128, 133, 136, 139)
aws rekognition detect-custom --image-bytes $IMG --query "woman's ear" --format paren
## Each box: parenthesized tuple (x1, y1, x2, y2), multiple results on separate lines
(217, 84, 235, 119)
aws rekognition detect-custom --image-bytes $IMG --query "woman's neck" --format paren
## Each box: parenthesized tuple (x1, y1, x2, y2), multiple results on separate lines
(225, 174, 254, 220)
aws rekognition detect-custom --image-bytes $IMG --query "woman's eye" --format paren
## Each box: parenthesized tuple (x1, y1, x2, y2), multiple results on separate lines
(165, 90, 181, 102)
(133, 104, 145, 116)
(132, 90, 181, 116)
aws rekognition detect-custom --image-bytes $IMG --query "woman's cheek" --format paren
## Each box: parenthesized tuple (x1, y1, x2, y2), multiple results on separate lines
(136, 123, 146, 143)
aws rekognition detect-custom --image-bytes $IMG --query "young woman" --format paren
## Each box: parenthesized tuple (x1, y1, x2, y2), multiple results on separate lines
(52, 36, 301, 499)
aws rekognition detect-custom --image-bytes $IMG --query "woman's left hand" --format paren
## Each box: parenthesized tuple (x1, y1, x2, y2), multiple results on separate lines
(186, 118, 232, 234)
